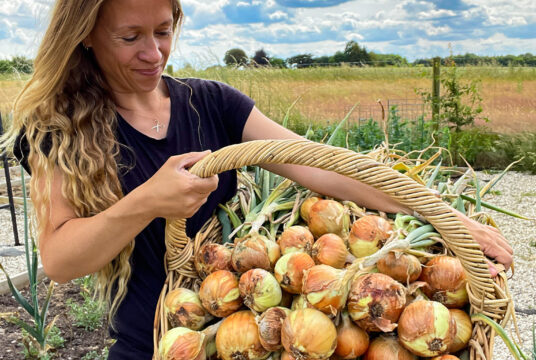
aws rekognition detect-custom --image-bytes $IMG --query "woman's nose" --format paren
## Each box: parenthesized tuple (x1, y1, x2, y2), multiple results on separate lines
(139, 36, 162, 63)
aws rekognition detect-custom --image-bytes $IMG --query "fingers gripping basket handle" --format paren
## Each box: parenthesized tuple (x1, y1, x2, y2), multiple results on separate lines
(158, 139, 509, 360)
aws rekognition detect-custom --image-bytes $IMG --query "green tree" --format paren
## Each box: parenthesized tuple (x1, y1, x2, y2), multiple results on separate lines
(287, 54, 313, 67)
(11, 56, 33, 73)
(269, 57, 287, 68)
(343, 40, 371, 64)
(252, 49, 269, 66)
(223, 48, 248, 66)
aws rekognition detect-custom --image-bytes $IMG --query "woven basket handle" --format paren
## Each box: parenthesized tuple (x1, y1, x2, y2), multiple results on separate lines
(165, 139, 496, 302)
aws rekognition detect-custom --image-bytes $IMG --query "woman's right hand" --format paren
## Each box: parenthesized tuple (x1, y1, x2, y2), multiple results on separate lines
(141, 150, 219, 219)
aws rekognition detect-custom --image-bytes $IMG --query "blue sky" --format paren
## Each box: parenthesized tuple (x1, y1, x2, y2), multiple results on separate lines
(0, 0, 535, 68)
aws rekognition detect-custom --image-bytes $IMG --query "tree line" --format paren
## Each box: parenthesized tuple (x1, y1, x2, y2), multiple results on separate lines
(0, 56, 33, 74)
(224, 41, 536, 68)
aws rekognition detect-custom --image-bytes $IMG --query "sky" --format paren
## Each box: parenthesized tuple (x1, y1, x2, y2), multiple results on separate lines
(0, 0, 535, 68)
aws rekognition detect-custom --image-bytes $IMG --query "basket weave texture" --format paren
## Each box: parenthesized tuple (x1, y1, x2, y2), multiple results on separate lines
(153, 139, 514, 360)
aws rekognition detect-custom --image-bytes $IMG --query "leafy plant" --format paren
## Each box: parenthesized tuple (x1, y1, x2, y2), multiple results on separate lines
(0, 166, 57, 359)
(81, 347, 109, 360)
(67, 290, 105, 331)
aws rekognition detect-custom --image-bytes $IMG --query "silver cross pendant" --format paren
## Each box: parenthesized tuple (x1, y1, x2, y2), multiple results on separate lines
(152, 119, 163, 133)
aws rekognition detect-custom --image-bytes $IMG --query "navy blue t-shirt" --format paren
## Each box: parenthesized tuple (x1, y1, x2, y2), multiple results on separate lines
(14, 76, 255, 359)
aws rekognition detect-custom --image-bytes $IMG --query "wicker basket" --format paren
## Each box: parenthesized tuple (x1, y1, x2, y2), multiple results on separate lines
(153, 139, 515, 360)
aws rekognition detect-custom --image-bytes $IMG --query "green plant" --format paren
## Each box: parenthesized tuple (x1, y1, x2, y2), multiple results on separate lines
(67, 290, 105, 331)
(0, 166, 57, 359)
(81, 347, 109, 360)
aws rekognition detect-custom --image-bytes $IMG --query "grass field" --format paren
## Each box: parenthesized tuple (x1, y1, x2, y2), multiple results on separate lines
(1, 66, 535, 133)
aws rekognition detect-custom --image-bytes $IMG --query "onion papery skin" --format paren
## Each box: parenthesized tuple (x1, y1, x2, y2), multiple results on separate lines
(307, 200, 350, 239)
(291, 294, 315, 310)
(347, 273, 406, 332)
(164, 288, 211, 330)
(300, 197, 321, 223)
(275, 252, 315, 294)
(216, 310, 270, 360)
(363, 335, 417, 360)
(199, 270, 243, 317)
(419, 256, 469, 308)
(398, 300, 456, 357)
(159, 327, 206, 360)
(377, 252, 422, 284)
(312, 234, 350, 269)
(281, 350, 296, 360)
(239, 268, 282, 313)
(430, 356, 461, 360)
(334, 311, 369, 359)
(281, 308, 337, 360)
(232, 234, 280, 273)
(449, 309, 472, 353)
(302, 264, 348, 316)
(257, 306, 291, 351)
(278, 226, 315, 255)
(195, 243, 233, 279)
(348, 215, 392, 258)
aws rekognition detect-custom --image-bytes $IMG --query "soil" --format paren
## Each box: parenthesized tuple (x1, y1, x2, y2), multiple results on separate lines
(0, 279, 111, 360)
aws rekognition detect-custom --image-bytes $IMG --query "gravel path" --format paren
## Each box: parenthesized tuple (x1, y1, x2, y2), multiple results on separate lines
(1, 171, 535, 358)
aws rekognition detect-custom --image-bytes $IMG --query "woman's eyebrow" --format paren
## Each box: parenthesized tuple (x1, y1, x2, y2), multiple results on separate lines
(115, 19, 173, 31)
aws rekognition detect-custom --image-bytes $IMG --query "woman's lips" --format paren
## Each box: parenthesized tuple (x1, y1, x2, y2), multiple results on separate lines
(135, 67, 160, 76)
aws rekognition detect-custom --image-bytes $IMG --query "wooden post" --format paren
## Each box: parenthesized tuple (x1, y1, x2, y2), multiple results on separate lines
(432, 57, 441, 131)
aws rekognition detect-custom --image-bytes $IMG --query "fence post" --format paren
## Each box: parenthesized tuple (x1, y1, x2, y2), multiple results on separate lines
(0, 114, 20, 246)
(432, 57, 441, 132)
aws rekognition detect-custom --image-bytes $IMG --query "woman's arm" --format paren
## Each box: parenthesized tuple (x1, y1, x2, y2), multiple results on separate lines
(242, 107, 513, 272)
(36, 151, 218, 283)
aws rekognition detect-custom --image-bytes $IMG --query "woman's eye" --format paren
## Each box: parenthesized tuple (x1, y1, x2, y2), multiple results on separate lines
(157, 31, 172, 37)
(122, 35, 138, 42)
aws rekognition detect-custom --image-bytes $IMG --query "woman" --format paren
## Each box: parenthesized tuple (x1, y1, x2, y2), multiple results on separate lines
(2, 0, 512, 358)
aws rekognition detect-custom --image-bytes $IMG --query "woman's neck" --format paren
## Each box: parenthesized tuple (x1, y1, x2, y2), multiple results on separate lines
(113, 79, 169, 112)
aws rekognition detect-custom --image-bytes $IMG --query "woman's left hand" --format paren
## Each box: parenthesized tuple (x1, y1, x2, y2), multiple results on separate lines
(455, 210, 513, 277)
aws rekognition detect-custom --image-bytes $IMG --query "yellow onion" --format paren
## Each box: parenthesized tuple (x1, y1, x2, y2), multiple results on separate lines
(199, 270, 242, 317)
(159, 327, 205, 360)
(363, 334, 417, 360)
(419, 256, 468, 308)
(195, 243, 233, 279)
(239, 268, 282, 312)
(302, 264, 349, 316)
(281, 351, 296, 360)
(347, 273, 406, 332)
(281, 308, 337, 359)
(348, 215, 392, 258)
(257, 306, 291, 351)
(278, 226, 315, 255)
(377, 251, 422, 284)
(430, 356, 461, 360)
(334, 311, 369, 359)
(164, 288, 211, 330)
(291, 294, 314, 310)
(307, 199, 350, 239)
(275, 252, 315, 294)
(449, 309, 472, 353)
(312, 234, 355, 269)
(232, 234, 280, 273)
(300, 196, 321, 223)
(216, 310, 270, 360)
(398, 300, 456, 357)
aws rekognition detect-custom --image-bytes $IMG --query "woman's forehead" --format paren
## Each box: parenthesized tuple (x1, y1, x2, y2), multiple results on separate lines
(98, 0, 173, 29)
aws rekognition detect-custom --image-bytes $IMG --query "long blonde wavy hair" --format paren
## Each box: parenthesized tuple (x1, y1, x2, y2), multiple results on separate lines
(1, 0, 183, 325)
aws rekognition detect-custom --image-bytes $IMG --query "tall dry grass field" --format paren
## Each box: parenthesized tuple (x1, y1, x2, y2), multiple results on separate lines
(0, 67, 534, 133)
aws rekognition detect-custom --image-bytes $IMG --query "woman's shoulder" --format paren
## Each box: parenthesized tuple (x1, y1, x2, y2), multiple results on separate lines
(164, 76, 239, 98)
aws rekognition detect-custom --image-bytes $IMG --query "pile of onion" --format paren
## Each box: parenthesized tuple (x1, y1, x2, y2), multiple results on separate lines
(164, 288, 211, 330)
(377, 251, 422, 283)
(199, 270, 242, 317)
(194, 243, 233, 279)
(232, 234, 280, 273)
(277, 226, 315, 255)
(363, 334, 417, 360)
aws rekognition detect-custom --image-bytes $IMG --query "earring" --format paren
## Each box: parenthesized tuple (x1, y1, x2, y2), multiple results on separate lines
(82, 43, 90, 51)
